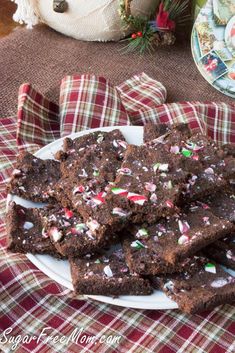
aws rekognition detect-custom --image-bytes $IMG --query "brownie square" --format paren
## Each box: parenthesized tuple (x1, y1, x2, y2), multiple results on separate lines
(69, 247, 152, 296)
(203, 235, 235, 270)
(144, 123, 234, 201)
(39, 205, 118, 257)
(6, 202, 59, 256)
(150, 256, 235, 314)
(122, 203, 234, 274)
(55, 129, 127, 178)
(108, 143, 189, 224)
(7, 152, 61, 203)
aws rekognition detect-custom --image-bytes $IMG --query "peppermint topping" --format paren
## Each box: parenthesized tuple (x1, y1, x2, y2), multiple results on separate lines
(178, 234, 190, 245)
(93, 170, 99, 177)
(112, 208, 129, 217)
(127, 193, 147, 205)
(145, 182, 156, 192)
(78, 169, 88, 177)
(12, 169, 22, 176)
(163, 280, 174, 291)
(185, 142, 204, 152)
(131, 240, 146, 249)
(64, 208, 74, 219)
(92, 192, 106, 205)
(42, 227, 49, 238)
(210, 278, 228, 288)
(73, 185, 85, 194)
(103, 265, 113, 277)
(204, 167, 214, 175)
(165, 200, 174, 208)
(150, 193, 157, 203)
(86, 219, 100, 232)
(226, 250, 235, 261)
(23, 222, 34, 230)
(181, 148, 192, 157)
(117, 168, 132, 175)
(203, 216, 210, 226)
(204, 263, 216, 274)
(76, 223, 88, 232)
(97, 134, 104, 143)
(170, 146, 180, 154)
(178, 220, 190, 234)
(94, 259, 101, 264)
(136, 228, 149, 238)
(153, 163, 169, 172)
(48, 227, 63, 242)
(111, 187, 128, 196)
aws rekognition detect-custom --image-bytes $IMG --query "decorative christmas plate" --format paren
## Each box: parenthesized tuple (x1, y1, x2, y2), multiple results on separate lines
(191, 0, 235, 98)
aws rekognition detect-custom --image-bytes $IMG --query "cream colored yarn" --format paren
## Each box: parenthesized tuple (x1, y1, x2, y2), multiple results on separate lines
(12, 0, 154, 41)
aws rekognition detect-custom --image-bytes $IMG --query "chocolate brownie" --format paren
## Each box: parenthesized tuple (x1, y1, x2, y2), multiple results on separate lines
(6, 202, 59, 256)
(39, 205, 118, 257)
(69, 247, 152, 296)
(143, 122, 192, 145)
(7, 152, 61, 203)
(107, 143, 189, 224)
(203, 235, 235, 270)
(55, 129, 128, 178)
(144, 123, 234, 201)
(122, 203, 234, 274)
(205, 187, 235, 223)
(150, 256, 235, 314)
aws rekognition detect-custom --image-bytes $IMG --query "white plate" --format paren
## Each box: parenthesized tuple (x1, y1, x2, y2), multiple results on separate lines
(8, 126, 179, 310)
(225, 15, 235, 57)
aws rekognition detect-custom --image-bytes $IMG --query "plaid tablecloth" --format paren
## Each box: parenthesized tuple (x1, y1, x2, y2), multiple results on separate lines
(0, 73, 235, 353)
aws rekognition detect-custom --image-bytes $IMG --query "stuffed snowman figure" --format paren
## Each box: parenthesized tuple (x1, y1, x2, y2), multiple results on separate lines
(12, 0, 154, 41)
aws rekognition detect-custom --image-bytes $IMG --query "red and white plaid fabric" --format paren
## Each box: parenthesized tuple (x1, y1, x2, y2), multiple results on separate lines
(0, 73, 235, 353)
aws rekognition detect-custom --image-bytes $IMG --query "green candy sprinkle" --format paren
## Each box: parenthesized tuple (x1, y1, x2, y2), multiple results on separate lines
(182, 148, 193, 158)
(76, 223, 87, 231)
(136, 228, 149, 238)
(131, 240, 146, 249)
(204, 262, 216, 274)
(94, 259, 101, 264)
(93, 170, 99, 177)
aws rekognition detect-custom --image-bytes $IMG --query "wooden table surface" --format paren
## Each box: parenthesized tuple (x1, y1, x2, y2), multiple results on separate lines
(0, 0, 20, 38)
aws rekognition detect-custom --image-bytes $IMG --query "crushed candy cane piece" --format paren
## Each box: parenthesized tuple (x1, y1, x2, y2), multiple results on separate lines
(145, 182, 156, 192)
(150, 193, 157, 203)
(95, 259, 101, 264)
(226, 250, 235, 261)
(127, 193, 147, 205)
(112, 208, 129, 217)
(204, 263, 216, 274)
(103, 265, 113, 277)
(131, 240, 146, 249)
(42, 227, 49, 238)
(117, 140, 128, 149)
(136, 228, 149, 238)
(117, 168, 132, 175)
(76, 223, 87, 232)
(92, 192, 106, 205)
(153, 163, 169, 172)
(178, 220, 190, 234)
(64, 208, 74, 219)
(111, 187, 128, 196)
(23, 222, 34, 230)
(204, 167, 214, 175)
(86, 219, 100, 232)
(210, 278, 229, 288)
(181, 148, 192, 158)
(170, 146, 180, 154)
(185, 142, 204, 152)
(203, 216, 210, 226)
(12, 169, 22, 176)
(165, 200, 174, 208)
(178, 234, 190, 245)
(73, 185, 85, 194)
(97, 134, 104, 143)
(163, 180, 173, 189)
(48, 227, 63, 242)
(93, 170, 99, 177)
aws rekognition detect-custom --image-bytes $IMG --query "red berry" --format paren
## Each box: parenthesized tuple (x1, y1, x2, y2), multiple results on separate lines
(131, 33, 137, 39)
(137, 31, 143, 37)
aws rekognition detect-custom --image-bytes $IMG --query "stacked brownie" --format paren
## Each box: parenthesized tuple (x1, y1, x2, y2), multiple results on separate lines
(6, 125, 235, 314)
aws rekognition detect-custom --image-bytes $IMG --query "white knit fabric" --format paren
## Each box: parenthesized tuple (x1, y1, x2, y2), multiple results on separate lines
(12, 0, 154, 41)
